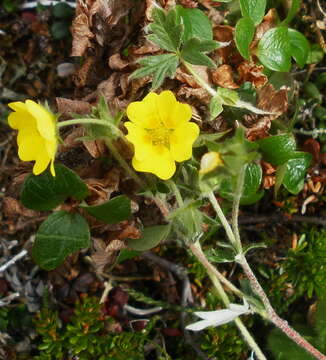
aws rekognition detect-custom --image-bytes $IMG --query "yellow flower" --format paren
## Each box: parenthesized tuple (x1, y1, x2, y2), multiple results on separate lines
(8, 100, 57, 176)
(125, 91, 199, 180)
(199, 152, 223, 174)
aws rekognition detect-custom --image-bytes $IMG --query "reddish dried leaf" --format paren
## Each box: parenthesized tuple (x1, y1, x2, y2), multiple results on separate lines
(257, 84, 288, 115)
(212, 25, 234, 63)
(303, 138, 320, 164)
(237, 62, 267, 88)
(211, 64, 239, 89)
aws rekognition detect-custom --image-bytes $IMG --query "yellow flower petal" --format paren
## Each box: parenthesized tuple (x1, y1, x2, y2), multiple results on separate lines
(8, 110, 36, 130)
(33, 153, 51, 175)
(7, 100, 58, 176)
(157, 90, 192, 129)
(199, 152, 223, 174)
(17, 129, 46, 161)
(25, 100, 56, 140)
(126, 91, 198, 180)
(127, 93, 161, 129)
(8, 101, 27, 113)
(170, 122, 200, 162)
(125, 122, 153, 161)
(132, 145, 176, 180)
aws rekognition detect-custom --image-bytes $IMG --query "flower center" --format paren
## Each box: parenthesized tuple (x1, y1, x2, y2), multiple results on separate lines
(147, 127, 173, 147)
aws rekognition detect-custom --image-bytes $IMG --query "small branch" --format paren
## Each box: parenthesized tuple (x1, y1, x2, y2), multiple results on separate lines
(239, 256, 326, 360)
(124, 304, 162, 316)
(189, 242, 267, 360)
(188, 242, 243, 298)
(0, 292, 20, 307)
(238, 214, 326, 227)
(293, 128, 326, 137)
(141, 251, 212, 360)
(0, 249, 28, 273)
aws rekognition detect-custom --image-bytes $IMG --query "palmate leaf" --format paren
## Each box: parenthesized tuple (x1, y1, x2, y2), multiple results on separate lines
(130, 54, 179, 90)
(180, 38, 219, 68)
(147, 8, 183, 52)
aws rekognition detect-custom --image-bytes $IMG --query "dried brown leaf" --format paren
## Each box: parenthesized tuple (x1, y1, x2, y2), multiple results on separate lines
(237, 62, 267, 88)
(257, 84, 288, 115)
(83, 139, 107, 158)
(2, 197, 38, 218)
(212, 25, 234, 63)
(211, 64, 239, 89)
(108, 53, 129, 71)
(71, 12, 94, 56)
(56, 98, 91, 117)
(177, 87, 210, 104)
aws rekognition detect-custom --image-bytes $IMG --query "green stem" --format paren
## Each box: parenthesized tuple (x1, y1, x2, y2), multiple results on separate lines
(104, 139, 145, 189)
(182, 61, 273, 115)
(189, 242, 267, 360)
(58, 118, 118, 133)
(182, 61, 217, 97)
(169, 180, 184, 207)
(207, 191, 237, 246)
(231, 165, 246, 252)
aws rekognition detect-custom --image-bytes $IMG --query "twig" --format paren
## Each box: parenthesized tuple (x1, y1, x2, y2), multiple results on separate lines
(239, 256, 326, 360)
(0, 292, 20, 307)
(0, 249, 28, 273)
(141, 251, 213, 360)
(293, 128, 326, 137)
(124, 304, 162, 316)
(238, 214, 326, 227)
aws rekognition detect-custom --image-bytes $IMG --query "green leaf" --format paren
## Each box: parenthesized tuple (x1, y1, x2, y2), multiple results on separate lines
(176, 6, 213, 41)
(206, 248, 235, 263)
(32, 211, 90, 270)
(240, 0, 266, 25)
(243, 242, 267, 255)
(193, 131, 229, 147)
(219, 163, 264, 205)
(80, 195, 131, 224)
(274, 163, 287, 196)
(288, 29, 310, 68)
(130, 54, 179, 90)
(117, 249, 140, 264)
(209, 96, 223, 120)
(243, 162, 263, 194)
(127, 225, 171, 251)
(257, 27, 291, 72)
(283, 152, 312, 194)
(282, 0, 301, 25)
(235, 17, 255, 60)
(257, 134, 297, 165)
(181, 38, 219, 68)
(21, 164, 89, 211)
(216, 88, 239, 106)
(306, 44, 324, 64)
(52, 2, 74, 18)
(148, 8, 183, 52)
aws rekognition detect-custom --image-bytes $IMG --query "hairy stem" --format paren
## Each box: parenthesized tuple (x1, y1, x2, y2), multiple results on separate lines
(207, 191, 237, 246)
(232, 165, 246, 252)
(239, 256, 326, 360)
(182, 61, 217, 97)
(189, 242, 267, 360)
